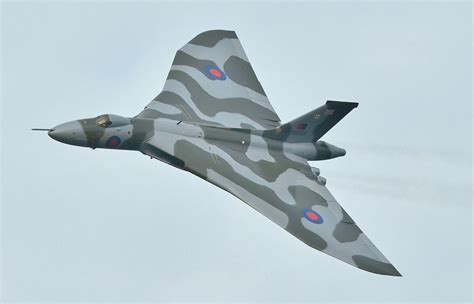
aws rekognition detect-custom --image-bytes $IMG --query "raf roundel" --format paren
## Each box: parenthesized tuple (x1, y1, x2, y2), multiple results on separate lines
(301, 208, 324, 224)
(204, 64, 226, 80)
(106, 135, 121, 148)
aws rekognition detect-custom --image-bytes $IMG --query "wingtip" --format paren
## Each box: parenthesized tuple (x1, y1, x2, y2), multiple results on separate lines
(380, 266, 402, 277)
(392, 267, 403, 277)
(367, 264, 402, 277)
(352, 255, 402, 277)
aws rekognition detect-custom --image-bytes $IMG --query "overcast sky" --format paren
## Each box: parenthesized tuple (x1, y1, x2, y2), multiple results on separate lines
(1, 1, 472, 303)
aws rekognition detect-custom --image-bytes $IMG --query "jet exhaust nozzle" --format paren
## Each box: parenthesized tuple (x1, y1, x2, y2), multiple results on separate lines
(314, 141, 346, 160)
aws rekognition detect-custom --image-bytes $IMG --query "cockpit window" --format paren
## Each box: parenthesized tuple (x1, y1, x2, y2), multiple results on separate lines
(95, 114, 131, 128)
(95, 115, 112, 127)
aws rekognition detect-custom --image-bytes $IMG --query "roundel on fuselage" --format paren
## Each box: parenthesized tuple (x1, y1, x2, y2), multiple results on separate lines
(106, 135, 121, 148)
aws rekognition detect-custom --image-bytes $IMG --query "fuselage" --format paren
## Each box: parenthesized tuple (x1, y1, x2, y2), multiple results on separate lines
(48, 114, 346, 163)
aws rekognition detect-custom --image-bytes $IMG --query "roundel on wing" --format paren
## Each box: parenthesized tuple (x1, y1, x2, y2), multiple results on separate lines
(106, 135, 121, 148)
(203, 64, 226, 80)
(301, 208, 324, 224)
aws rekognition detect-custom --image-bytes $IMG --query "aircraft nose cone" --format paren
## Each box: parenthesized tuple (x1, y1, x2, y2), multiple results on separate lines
(48, 121, 87, 147)
(48, 123, 70, 142)
(48, 128, 61, 141)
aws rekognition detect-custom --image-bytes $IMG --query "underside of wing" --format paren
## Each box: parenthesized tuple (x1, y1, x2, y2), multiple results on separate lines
(137, 30, 281, 129)
(143, 128, 401, 276)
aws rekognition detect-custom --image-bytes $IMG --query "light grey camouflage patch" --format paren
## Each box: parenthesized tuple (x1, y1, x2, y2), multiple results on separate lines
(147, 100, 182, 115)
(245, 133, 275, 163)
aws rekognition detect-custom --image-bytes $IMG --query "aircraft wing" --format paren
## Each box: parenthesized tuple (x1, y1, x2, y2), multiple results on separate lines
(142, 130, 401, 276)
(137, 30, 281, 129)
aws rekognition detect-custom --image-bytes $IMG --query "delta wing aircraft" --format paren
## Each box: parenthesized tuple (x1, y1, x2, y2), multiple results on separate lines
(34, 30, 400, 276)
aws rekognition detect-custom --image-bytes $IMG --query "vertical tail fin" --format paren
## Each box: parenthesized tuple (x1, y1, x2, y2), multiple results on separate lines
(263, 101, 358, 143)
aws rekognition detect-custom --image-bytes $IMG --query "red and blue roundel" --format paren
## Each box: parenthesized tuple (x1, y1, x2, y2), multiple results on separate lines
(204, 64, 226, 80)
(301, 208, 324, 224)
(106, 135, 121, 148)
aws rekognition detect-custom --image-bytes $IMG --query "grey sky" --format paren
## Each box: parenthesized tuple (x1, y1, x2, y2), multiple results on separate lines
(1, 1, 472, 302)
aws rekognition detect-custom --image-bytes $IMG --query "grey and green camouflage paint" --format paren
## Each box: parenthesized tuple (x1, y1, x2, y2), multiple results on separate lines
(42, 30, 401, 276)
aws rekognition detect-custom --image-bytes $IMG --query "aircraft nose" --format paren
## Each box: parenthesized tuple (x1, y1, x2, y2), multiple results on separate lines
(48, 121, 88, 147)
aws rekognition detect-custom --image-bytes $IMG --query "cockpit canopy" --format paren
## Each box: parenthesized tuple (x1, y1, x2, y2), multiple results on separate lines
(95, 114, 131, 128)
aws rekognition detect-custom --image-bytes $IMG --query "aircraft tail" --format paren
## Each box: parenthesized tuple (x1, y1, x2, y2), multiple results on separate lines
(262, 100, 358, 143)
